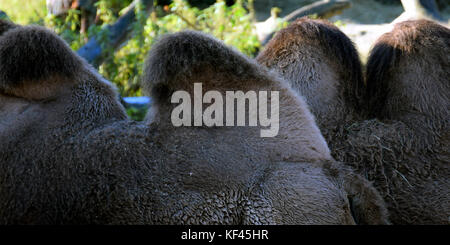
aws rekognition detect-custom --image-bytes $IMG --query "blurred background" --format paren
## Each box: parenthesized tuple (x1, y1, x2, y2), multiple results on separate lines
(0, 0, 449, 119)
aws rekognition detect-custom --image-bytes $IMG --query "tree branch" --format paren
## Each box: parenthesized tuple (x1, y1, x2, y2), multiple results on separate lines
(283, 0, 351, 22)
(76, 0, 154, 67)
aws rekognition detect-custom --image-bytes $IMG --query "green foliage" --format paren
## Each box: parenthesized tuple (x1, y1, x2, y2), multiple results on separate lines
(0, 0, 46, 24)
(28, 0, 259, 98)
(98, 0, 260, 97)
(161, 0, 260, 56)
(126, 107, 148, 121)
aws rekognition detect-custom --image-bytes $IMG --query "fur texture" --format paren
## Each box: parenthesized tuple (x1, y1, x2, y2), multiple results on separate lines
(366, 19, 450, 124)
(0, 24, 387, 224)
(0, 24, 83, 100)
(257, 17, 366, 131)
(0, 19, 18, 36)
(362, 19, 450, 224)
(258, 17, 449, 224)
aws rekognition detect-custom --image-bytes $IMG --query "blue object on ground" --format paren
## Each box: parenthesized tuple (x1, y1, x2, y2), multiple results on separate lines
(122, 96, 152, 109)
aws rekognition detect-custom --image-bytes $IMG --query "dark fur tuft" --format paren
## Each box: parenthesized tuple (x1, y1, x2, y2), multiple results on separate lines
(142, 30, 263, 103)
(366, 19, 450, 119)
(0, 25, 83, 93)
(257, 17, 365, 113)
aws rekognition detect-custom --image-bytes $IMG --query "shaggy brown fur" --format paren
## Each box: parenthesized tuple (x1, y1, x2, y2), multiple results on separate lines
(0, 22, 388, 224)
(0, 25, 84, 100)
(366, 19, 450, 123)
(144, 31, 388, 225)
(257, 17, 366, 134)
(362, 20, 449, 224)
(258, 17, 449, 224)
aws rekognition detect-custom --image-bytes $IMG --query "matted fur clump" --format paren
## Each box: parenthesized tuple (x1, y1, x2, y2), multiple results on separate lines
(259, 17, 449, 224)
(0, 21, 388, 224)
